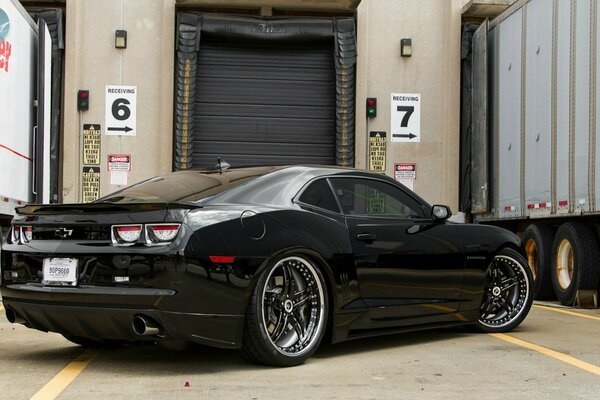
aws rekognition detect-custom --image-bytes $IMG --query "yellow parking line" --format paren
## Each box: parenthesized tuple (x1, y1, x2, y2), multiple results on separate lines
(0, 304, 4, 312)
(533, 304, 600, 321)
(491, 333, 600, 377)
(30, 349, 99, 400)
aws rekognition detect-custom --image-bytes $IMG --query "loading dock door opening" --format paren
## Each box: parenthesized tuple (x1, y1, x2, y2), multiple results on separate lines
(175, 13, 356, 170)
(194, 36, 335, 168)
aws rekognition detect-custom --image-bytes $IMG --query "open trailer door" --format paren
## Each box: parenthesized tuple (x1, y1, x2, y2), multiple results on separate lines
(470, 20, 489, 214)
(34, 17, 51, 204)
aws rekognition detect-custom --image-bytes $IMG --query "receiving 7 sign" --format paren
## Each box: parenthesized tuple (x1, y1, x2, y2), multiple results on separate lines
(391, 93, 420, 143)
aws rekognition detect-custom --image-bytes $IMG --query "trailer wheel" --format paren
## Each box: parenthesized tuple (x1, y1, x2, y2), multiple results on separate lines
(522, 224, 555, 299)
(551, 223, 599, 306)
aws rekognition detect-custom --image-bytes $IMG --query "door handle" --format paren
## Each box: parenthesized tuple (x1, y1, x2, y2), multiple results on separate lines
(356, 233, 377, 242)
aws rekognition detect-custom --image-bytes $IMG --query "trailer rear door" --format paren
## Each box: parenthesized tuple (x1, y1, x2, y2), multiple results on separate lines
(34, 17, 50, 204)
(471, 21, 489, 214)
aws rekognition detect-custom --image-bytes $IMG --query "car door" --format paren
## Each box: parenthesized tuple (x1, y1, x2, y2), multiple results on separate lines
(329, 177, 466, 326)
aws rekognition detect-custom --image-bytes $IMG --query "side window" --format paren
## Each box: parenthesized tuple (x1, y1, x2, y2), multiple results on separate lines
(297, 179, 340, 213)
(330, 178, 424, 218)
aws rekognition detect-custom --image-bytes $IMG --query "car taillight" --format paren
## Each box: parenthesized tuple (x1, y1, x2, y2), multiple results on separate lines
(11, 226, 20, 244)
(146, 224, 180, 244)
(8, 226, 32, 244)
(112, 224, 142, 245)
(110, 223, 180, 246)
(21, 226, 33, 243)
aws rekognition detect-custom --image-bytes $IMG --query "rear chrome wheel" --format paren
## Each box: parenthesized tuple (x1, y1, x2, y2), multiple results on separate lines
(242, 255, 327, 366)
(476, 248, 533, 333)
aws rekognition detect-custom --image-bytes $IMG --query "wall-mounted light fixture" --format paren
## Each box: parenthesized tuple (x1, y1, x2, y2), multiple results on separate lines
(115, 30, 127, 49)
(400, 38, 412, 57)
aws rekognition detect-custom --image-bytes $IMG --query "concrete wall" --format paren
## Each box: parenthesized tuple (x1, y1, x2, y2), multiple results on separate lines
(62, 0, 175, 203)
(356, 0, 462, 210)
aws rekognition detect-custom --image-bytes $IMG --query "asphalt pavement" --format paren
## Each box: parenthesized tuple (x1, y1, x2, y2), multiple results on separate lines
(1, 302, 599, 400)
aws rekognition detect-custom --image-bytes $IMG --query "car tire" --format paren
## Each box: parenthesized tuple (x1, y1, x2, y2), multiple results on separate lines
(475, 248, 533, 333)
(551, 222, 600, 306)
(241, 255, 328, 367)
(522, 224, 555, 300)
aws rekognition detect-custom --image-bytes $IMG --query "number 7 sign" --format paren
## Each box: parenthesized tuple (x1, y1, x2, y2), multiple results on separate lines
(391, 93, 420, 142)
(105, 86, 137, 136)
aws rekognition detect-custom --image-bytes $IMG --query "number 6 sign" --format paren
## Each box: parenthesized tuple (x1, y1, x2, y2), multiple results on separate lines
(105, 86, 137, 136)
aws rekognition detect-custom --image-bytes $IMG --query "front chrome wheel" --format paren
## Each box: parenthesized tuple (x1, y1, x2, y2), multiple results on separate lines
(477, 248, 533, 332)
(242, 255, 328, 366)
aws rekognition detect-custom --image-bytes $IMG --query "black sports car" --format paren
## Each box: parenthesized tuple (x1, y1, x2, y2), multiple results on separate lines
(1, 165, 533, 366)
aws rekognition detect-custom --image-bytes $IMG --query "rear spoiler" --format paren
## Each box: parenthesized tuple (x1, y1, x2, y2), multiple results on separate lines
(15, 202, 199, 216)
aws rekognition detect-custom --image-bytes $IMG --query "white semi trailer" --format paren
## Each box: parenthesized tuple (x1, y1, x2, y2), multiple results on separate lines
(464, 0, 600, 307)
(0, 0, 50, 231)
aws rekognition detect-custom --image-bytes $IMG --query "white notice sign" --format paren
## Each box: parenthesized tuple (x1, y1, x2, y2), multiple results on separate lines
(110, 171, 128, 186)
(391, 93, 421, 142)
(105, 85, 137, 136)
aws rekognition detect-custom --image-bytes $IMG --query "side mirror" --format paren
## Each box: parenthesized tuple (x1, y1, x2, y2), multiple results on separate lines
(431, 205, 451, 222)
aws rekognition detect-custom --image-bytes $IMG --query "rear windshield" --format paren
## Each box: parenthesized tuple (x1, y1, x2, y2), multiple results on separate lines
(96, 167, 278, 204)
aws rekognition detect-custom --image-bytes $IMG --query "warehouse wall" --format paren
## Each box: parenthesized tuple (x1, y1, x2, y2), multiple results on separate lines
(62, 0, 175, 203)
(356, 0, 462, 210)
(60, 0, 462, 210)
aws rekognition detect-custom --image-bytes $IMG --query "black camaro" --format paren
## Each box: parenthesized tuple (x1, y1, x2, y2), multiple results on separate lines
(1, 165, 533, 366)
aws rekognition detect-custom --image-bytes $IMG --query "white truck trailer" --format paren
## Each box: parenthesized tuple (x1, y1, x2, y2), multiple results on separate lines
(463, 0, 600, 307)
(0, 0, 50, 232)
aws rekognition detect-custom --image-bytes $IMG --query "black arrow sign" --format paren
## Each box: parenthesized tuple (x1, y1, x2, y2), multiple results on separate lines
(107, 126, 133, 133)
(392, 133, 417, 139)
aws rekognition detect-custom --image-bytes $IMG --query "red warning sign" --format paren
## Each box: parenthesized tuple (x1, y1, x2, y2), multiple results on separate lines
(107, 154, 131, 171)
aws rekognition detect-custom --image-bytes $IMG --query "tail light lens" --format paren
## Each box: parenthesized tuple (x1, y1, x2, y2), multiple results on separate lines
(21, 226, 33, 243)
(8, 226, 32, 244)
(11, 226, 20, 244)
(146, 224, 181, 245)
(111, 224, 142, 245)
(110, 223, 180, 246)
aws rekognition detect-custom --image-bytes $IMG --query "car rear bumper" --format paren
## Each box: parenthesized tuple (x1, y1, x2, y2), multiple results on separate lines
(2, 284, 244, 349)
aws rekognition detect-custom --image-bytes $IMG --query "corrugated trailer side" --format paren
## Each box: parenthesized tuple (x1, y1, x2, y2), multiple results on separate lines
(469, 0, 600, 307)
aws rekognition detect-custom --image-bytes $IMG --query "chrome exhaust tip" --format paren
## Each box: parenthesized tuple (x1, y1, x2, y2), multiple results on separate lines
(132, 315, 163, 336)
(5, 307, 26, 324)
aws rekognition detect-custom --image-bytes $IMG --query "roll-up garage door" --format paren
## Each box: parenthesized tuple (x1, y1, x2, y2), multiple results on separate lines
(194, 36, 335, 169)
(175, 13, 356, 171)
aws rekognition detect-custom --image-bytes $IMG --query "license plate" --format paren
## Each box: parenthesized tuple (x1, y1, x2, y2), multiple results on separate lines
(42, 258, 78, 286)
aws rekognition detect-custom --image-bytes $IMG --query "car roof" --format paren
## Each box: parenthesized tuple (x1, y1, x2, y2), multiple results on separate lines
(97, 164, 422, 207)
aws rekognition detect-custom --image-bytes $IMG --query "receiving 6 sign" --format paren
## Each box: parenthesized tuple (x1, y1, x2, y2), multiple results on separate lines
(105, 85, 137, 136)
